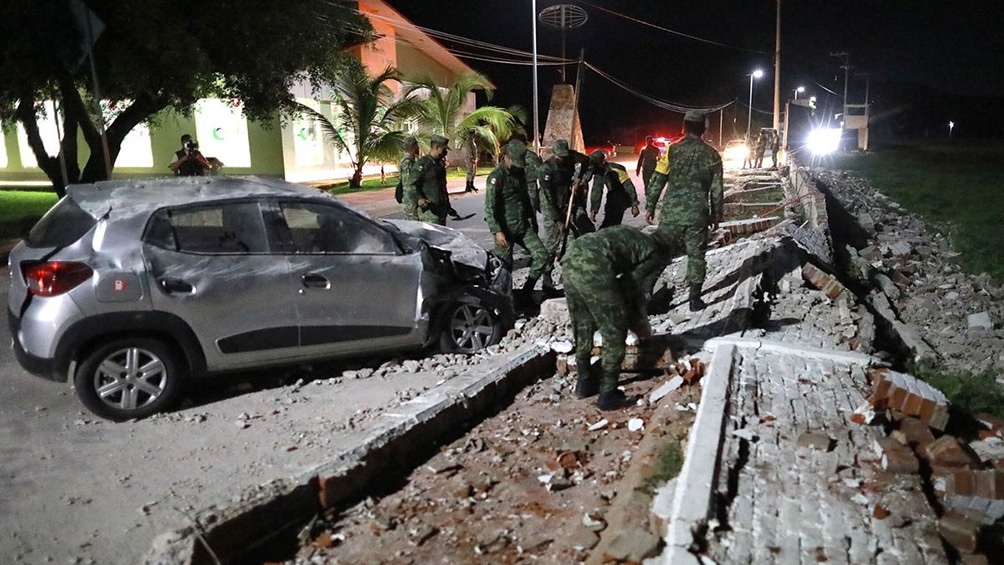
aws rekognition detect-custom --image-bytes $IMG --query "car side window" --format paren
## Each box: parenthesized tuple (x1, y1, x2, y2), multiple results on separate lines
(278, 202, 396, 254)
(145, 202, 268, 254)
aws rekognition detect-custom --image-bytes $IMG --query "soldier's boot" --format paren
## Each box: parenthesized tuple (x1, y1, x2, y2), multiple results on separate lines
(574, 360, 599, 398)
(596, 370, 638, 411)
(464, 180, 478, 193)
(541, 273, 558, 296)
(516, 276, 539, 307)
(688, 283, 707, 312)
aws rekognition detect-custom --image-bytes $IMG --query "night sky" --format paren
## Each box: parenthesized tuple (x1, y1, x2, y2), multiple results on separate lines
(383, 1, 1004, 143)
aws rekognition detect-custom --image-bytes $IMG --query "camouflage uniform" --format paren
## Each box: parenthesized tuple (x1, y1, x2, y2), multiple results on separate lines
(414, 136, 453, 225)
(590, 161, 639, 229)
(538, 140, 594, 276)
(645, 113, 724, 308)
(399, 153, 421, 219)
(485, 141, 548, 283)
(524, 148, 544, 213)
(562, 226, 669, 409)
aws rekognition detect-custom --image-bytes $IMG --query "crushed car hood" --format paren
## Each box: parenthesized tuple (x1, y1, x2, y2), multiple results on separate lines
(384, 220, 486, 270)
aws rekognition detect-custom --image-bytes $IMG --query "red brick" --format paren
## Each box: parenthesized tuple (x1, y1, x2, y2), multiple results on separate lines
(938, 511, 982, 554)
(922, 436, 982, 468)
(898, 417, 936, 449)
(959, 554, 988, 565)
(901, 391, 925, 416)
(976, 413, 1004, 432)
(918, 397, 937, 423)
(882, 450, 919, 474)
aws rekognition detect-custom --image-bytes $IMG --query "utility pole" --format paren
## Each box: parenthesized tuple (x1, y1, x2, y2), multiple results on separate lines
(532, 0, 539, 149)
(772, 0, 781, 132)
(830, 51, 852, 127)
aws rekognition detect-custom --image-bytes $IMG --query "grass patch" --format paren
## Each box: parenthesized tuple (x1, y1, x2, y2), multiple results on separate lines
(827, 140, 1004, 279)
(910, 361, 1004, 421)
(642, 436, 684, 495)
(320, 177, 399, 195)
(0, 191, 58, 239)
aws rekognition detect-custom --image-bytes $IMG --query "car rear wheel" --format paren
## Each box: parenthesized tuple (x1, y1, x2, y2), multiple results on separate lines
(73, 338, 183, 422)
(439, 298, 503, 354)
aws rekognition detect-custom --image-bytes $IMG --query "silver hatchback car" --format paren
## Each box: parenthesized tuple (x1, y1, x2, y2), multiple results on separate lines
(7, 176, 512, 421)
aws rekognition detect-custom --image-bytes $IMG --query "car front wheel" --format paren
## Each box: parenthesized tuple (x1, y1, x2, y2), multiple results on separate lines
(73, 338, 183, 422)
(439, 298, 503, 354)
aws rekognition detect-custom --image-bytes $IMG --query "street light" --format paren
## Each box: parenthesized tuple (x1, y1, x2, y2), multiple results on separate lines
(949, 121, 955, 138)
(793, 86, 805, 100)
(747, 69, 764, 139)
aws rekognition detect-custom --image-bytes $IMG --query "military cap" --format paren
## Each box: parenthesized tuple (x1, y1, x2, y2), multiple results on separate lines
(552, 139, 570, 157)
(506, 140, 527, 167)
(589, 149, 607, 164)
(430, 134, 450, 147)
(684, 110, 706, 123)
(404, 136, 418, 149)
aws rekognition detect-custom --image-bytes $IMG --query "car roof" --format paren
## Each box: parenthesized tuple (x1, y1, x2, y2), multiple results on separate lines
(67, 176, 332, 219)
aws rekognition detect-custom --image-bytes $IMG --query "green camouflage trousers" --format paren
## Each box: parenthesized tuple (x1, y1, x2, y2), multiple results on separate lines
(494, 228, 550, 280)
(655, 218, 709, 286)
(417, 208, 447, 225)
(562, 245, 629, 389)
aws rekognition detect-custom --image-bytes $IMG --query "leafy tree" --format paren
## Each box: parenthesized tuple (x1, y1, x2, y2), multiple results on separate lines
(0, 0, 372, 195)
(405, 71, 524, 174)
(298, 62, 420, 188)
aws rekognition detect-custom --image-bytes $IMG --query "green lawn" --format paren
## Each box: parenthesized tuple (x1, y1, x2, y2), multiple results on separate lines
(0, 191, 59, 239)
(829, 140, 1004, 279)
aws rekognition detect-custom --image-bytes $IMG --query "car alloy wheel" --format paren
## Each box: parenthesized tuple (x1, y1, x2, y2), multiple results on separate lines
(74, 338, 183, 421)
(440, 300, 501, 354)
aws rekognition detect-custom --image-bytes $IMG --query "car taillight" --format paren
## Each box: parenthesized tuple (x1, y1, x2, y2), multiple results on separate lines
(22, 261, 94, 297)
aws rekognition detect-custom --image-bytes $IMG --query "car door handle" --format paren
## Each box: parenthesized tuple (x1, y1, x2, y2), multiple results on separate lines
(159, 277, 194, 294)
(301, 273, 330, 289)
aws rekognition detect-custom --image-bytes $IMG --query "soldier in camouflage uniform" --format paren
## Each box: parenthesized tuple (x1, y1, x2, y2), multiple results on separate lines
(414, 134, 456, 225)
(510, 133, 544, 214)
(645, 110, 724, 311)
(538, 139, 594, 287)
(399, 136, 421, 219)
(588, 150, 640, 229)
(485, 139, 549, 303)
(562, 225, 671, 410)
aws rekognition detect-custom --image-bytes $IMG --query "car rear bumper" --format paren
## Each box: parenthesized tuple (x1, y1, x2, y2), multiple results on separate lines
(8, 309, 65, 382)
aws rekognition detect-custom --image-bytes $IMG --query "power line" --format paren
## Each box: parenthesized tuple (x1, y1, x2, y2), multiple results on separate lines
(575, 0, 767, 54)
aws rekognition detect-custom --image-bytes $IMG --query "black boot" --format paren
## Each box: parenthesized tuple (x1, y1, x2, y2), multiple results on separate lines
(515, 276, 538, 308)
(574, 361, 599, 398)
(465, 181, 478, 192)
(688, 283, 706, 312)
(596, 370, 638, 411)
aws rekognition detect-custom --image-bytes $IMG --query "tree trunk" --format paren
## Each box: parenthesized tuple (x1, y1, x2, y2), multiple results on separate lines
(350, 162, 364, 188)
(80, 94, 166, 183)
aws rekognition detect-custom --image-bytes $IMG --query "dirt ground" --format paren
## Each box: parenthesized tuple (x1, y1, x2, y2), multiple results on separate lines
(288, 358, 704, 565)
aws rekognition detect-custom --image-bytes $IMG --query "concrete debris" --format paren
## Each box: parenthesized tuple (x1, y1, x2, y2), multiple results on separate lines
(932, 467, 1004, 522)
(603, 527, 661, 563)
(588, 419, 609, 432)
(873, 437, 920, 474)
(938, 511, 982, 554)
(649, 376, 685, 403)
(968, 311, 993, 330)
(627, 418, 644, 432)
(921, 436, 983, 469)
(802, 262, 852, 302)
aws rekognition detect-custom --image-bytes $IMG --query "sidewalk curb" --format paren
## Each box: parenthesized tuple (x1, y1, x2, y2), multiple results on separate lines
(144, 346, 556, 564)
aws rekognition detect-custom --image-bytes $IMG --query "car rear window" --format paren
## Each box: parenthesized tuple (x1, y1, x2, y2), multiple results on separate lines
(27, 197, 98, 248)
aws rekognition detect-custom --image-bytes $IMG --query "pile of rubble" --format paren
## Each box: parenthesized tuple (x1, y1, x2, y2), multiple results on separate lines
(810, 169, 1004, 377)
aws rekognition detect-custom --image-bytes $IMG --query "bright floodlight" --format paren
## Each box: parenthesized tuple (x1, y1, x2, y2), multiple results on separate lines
(807, 128, 842, 155)
(752, 70, 764, 79)
(796, 86, 805, 93)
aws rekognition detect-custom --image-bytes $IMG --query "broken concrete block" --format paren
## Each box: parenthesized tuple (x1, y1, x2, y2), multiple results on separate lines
(797, 431, 835, 452)
(968, 312, 993, 330)
(959, 554, 989, 565)
(649, 376, 685, 403)
(938, 511, 982, 554)
(603, 527, 661, 563)
(538, 298, 569, 324)
(921, 436, 982, 469)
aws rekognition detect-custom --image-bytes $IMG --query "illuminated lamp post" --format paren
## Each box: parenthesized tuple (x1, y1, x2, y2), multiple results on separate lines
(793, 86, 805, 100)
(747, 69, 764, 139)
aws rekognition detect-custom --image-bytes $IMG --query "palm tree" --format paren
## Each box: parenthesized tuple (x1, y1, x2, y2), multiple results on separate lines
(405, 71, 524, 175)
(299, 61, 420, 188)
